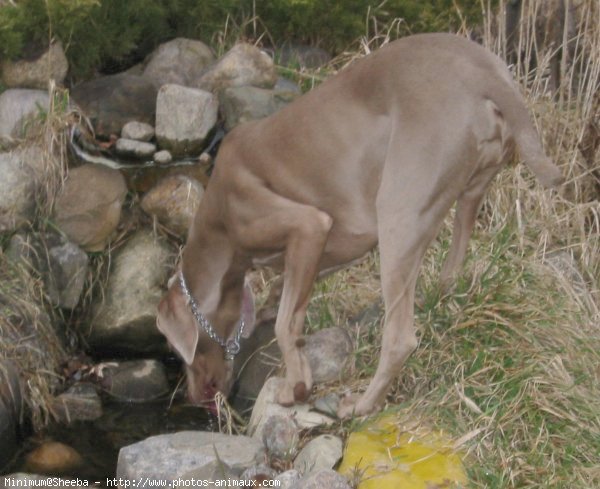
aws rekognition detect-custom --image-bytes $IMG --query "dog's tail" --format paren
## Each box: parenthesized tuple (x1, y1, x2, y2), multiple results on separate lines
(489, 81, 564, 188)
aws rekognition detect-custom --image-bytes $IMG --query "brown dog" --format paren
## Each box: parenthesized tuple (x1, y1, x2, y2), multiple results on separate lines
(157, 33, 563, 417)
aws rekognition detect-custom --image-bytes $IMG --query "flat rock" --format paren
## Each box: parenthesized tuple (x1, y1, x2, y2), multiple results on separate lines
(293, 435, 343, 475)
(115, 138, 157, 159)
(155, 84, 218, 157)
(89, 231, 174, 354)
(305, 327, 353, 383)
(198, 43, 277, 92)
(53, 164, 127, 252)
(71, 74, 157, 138)
(117, 431, 265, 481)
(248, 377, 335, 442)
(100, 360, 169, 402)
(220, 86, 298, 131)
(142, 38, 215, 87)
(1, 41, 68, 89)
(0, 89, 49, 140)
(141, 174, 204, 237)
(121, 121, 155, 142)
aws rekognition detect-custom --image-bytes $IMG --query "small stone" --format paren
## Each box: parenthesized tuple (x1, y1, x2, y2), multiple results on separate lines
(262, 415, 299, 459)
(313, 393, 340, 417)
(115, 138, 157, 159)
(275, 469, 302, 489)
(121, 121, 155, 142)
(293, 435, 343, 475)
(24, 441, 83, 474)
(154, 150, 173, 165)
(305, 327, 353, 383)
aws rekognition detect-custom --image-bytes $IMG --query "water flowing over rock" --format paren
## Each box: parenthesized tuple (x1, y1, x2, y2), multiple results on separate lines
(155, 84, 218, 157)
(88, 231, 174, 354)
(53, 164, 127, 252)
(198, 43, 277, 92)
(142, 38, 215, 88)
(1, 42, 68, 89)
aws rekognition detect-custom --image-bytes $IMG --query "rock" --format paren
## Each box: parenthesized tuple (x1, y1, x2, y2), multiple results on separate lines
(0, 360, 22, 470)
(241, 464, 278, 486)
(278, 44, 332, 69)
(140, 175, 204, 237)
(182, 459, 239, 483)
(232, 320, 281, 410)
(313, 393, 340, 418)
(262, 414, 299, 459)
(293, 435, 343, 475)
(24, 441, 84, 475)
(155, 84, 218, 157)
(71, 74, 157, 138)
(53, 164, 127, 252)
(142, 38, 215, 88)
(0, 89, 49, 139)
(290, 469, 351, 489)
(153, 150, 172, 165)
(115, 138, 157, 159)
(89, 231, 174, 354)
(117, 431, 265, 481)
(248, 377, 335, 442)
(0, 151, 37, 231)
(275, 469, 302, 489)
(1, 41, 68, 89)
(220, 86, 299, 131)
(49, 383, 102, 423)
(121, 121, 155, 142)
(100, 360, 169, 402)
(275, 77, 302, 94)
(305, 327, 353, 383)
(7, 232, 89, 309)
(198, 43, 277, 92)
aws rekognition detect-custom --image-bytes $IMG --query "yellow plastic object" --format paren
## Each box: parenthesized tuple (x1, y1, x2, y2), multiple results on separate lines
(338, 414, 467, 488)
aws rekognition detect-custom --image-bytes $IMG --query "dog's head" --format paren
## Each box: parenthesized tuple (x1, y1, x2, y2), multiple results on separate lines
(156, 273, 255, 410)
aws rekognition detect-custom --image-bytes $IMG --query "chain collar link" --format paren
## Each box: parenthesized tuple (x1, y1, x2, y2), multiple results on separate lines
(179, 272, 245, 361)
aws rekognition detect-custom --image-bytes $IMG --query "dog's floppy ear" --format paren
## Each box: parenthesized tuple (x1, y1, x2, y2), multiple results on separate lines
(241, 280, 256, 339)
(157, 287, 198, 366)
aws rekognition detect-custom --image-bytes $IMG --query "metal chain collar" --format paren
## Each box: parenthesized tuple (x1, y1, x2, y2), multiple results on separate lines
(178, 272, 245, 361)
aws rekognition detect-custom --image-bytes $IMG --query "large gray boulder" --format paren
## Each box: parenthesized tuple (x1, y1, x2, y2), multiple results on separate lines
(220, 86, 298, 131)
(117, 431, 265, 482)
(155, 84, 218, 157)
(198, 43, 277, 92)
(0, 89, 49, 140)
(142, 38, 215, 88)
(53, 164, 128, 252)
(89, 231, 174, 354)
(1, 41, 68, 89)
(71, 74, 157, 138)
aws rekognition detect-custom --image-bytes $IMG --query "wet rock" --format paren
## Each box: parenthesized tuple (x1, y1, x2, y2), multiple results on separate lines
(89, 231, 174, 354)
(155, 84, 218, 157)
(7, 231, 89, 309)
(293, 434, 343, 475)
(220, 86, 299, 131)
(153, 150, 172, 165)
(71, 74, 157, 138)
(24, 441, 84, 475)
(121, 121, 155, 142)
(248, 377, 335, 442)
(100, 360, 169, 402)
(305, 327, 353, 383)
(49, 383, 102, 423)
(115, 138, 157, 159)
(53, 164, 127, 252)
(142, 38, 215, 88)
(290, 469, 351, 489)
(0, 360, 22, 470)
(275, 469, 302, 489)
(198, 43, 277, 92)
(117, 431, 265, 481)
(1, 41, 68, 89)
(141, 174, 203, 237)
(0, 89, 49, 140)
(262, 414, 299, 459)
